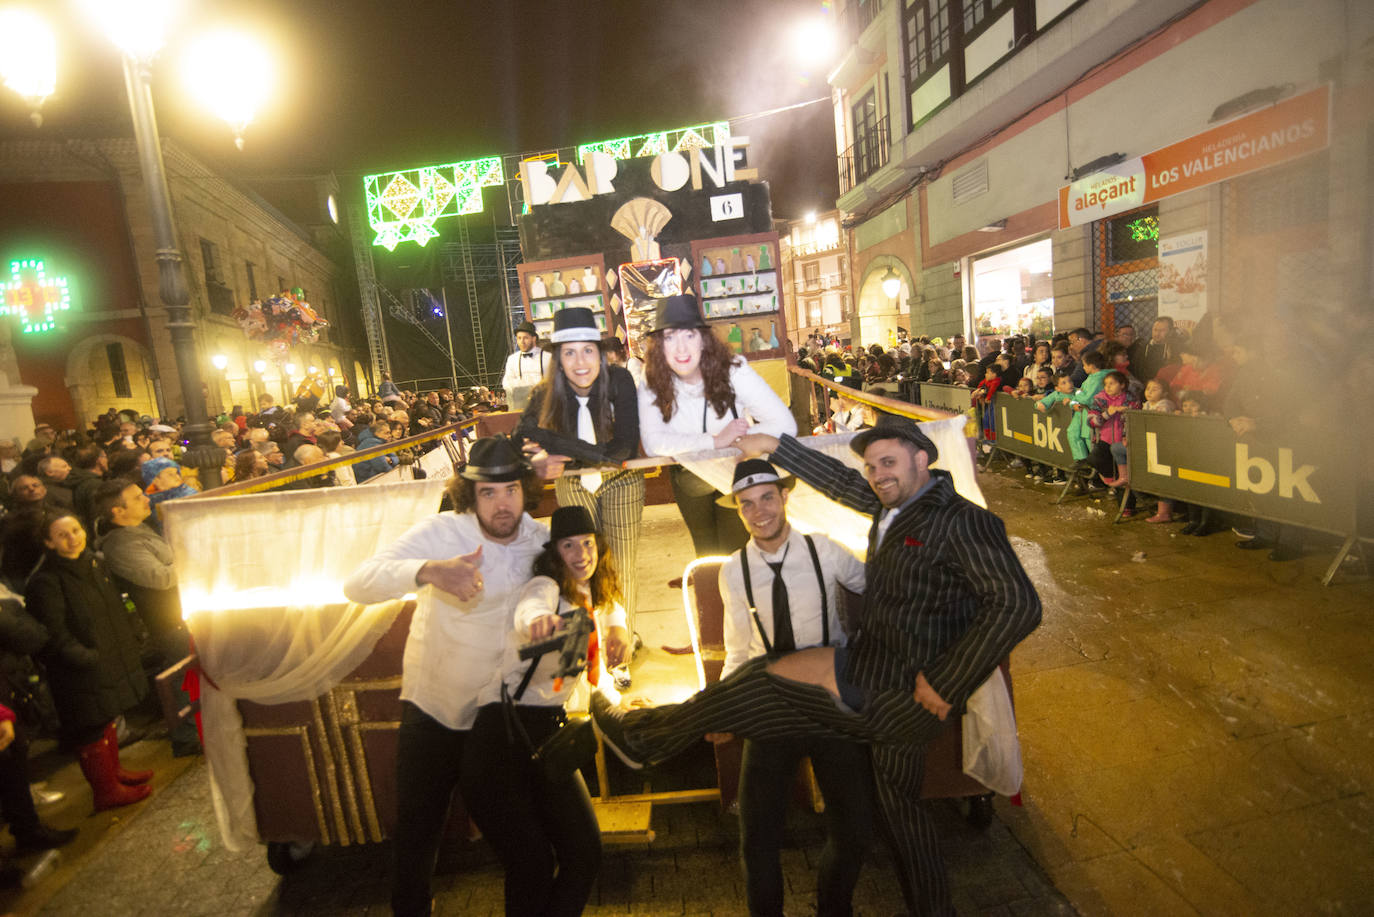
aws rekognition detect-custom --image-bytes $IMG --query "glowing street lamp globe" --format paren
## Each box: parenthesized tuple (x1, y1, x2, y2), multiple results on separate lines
(0, 9, 57, 126)
(881, 268, 902, 300)
(211, 353, 229, 370)
(181, 28, 273, 150)
(78, 0, 183, 62)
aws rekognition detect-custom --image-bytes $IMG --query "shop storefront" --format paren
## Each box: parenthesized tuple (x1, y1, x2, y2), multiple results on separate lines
(969, 238, 1054, 343)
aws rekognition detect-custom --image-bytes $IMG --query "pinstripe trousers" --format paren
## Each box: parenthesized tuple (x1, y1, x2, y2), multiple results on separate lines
(555, 469, 645, 632)
(618, 657, 954, 916)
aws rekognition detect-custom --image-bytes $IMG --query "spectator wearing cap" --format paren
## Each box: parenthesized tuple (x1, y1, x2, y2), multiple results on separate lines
(637, 294, 797, 558)
(23, 424, 55, 455)
(713, 458, 871, 917)
(343, 435, 549, 917)
(141, 457, 196, 532)
(590, 414, 1041, 917)
(502, 320, 550, 412)
(517, 307, 646, 635)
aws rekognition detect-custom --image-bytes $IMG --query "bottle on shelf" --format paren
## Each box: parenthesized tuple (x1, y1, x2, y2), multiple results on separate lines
(550, 271, 567, 296)
(529, 274, 547, 300)
(729, 247, 742, 273)
(569, 278, 581, 294)
(745, 251, 756, 273)
(759, 244, 772, 270)
(715, 256, 727, 275)
(582, 266, 597, 291)
(701, 255, 713, 277)
(768, 320, 779, 349)
(727, 323, 743, 354)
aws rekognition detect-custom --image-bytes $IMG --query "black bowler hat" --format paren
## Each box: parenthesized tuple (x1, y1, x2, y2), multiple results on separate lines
(646, 294, 708, 335)
(716, 458, 795, 507)
(543, 307, 610, 352)
(850, 414, 939, 462)
(515, 320, 537, 336)
(544, 505, 598, 545)
(458, 435, 530, 482)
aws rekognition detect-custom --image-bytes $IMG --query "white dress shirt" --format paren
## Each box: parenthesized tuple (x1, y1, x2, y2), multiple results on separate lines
(719, 527, 866, 677)
(637, 357, 797, 456)
(503, 348, 549, 389)
(342, 510, 548, 729)
(478, 576, 627, 708)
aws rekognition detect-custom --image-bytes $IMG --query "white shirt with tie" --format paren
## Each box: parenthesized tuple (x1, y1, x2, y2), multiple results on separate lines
(502, 347, 550, 410)
(719, 526, 866, 677)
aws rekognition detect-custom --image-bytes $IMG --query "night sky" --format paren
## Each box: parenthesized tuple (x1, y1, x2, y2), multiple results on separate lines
(0, 0, 841, 220)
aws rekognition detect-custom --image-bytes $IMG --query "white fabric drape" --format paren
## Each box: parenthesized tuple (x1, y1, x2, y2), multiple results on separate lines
(160, 479, 447, 851)
(675, 417, 981, 557)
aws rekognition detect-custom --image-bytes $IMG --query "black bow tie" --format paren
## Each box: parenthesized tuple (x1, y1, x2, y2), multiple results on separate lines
(521, 353, 535, 357)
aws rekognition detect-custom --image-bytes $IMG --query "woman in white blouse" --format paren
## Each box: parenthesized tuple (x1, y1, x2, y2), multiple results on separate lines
(461, 506, 628, 916)
(637, 294, 797, 556)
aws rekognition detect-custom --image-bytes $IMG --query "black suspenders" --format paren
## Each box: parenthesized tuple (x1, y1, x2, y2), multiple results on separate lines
(738, 534, 829, 654)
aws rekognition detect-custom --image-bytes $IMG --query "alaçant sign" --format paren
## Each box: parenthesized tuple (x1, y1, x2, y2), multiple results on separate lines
(1058, 84, 1330, 229)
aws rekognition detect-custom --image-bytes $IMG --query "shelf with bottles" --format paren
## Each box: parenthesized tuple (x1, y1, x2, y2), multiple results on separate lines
(701, 292, 779, 319)
(711, 317, 784, 357)
(528, 293, 606, 320)
(699, 271, 777, 302)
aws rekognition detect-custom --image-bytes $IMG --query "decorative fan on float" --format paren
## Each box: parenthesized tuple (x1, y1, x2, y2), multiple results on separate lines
(610, 197, 672, 261)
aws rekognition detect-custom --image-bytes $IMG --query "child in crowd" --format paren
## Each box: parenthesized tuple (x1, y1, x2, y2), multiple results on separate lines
(950, 359, 968, 384)
(1068, 350, 1109, 471)
(1035, 370, 1078, 483)
(1141, 379, 1179, 522)
(1173, 390, 1216, 533)
(1033, 367, 1053, 396)
(971, 363, 1003, 441)
(1088, 371, 1142, 514)
(141, 457, 197, 532)
(1178, 390, 1207, 416)
(1012, 377, 1035, 398)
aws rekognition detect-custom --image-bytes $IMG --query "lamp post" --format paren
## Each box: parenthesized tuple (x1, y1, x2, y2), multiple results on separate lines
(1, 4, 271, 489)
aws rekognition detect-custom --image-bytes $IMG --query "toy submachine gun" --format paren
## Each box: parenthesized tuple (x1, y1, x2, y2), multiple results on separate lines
(517, 606, 595, 692)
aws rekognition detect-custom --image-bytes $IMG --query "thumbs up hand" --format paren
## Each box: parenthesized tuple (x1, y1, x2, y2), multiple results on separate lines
(417, 545, 486, 603)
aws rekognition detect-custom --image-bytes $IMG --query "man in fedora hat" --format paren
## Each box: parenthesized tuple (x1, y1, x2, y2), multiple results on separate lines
(714, 458, 872, 917)
(591, 414, 1040, 916)
(502, 320, 549, 412)
(344, 435, 549, 917)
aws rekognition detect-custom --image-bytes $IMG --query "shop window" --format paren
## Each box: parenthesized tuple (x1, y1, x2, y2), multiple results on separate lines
(1093, 205, 1159, 336)
(106, 342, 132, 399)
(808, 299, 822, 325)
(803, 262, 821, 290)
(970, 238, 1054, 341)
(246, 261, 259, 301)
(200, 238, 235, 316)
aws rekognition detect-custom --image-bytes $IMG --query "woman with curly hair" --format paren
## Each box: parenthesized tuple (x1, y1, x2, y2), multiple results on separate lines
(460, 506, 628, 916)
(637, 294, 796, 557)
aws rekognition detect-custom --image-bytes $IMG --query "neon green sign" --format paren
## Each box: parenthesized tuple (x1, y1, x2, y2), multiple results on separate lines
(363, 157, 505, 251)
(2, 259, 71, 334)
(362, 121, 730, 249)
(1127, 215, 1159, 243)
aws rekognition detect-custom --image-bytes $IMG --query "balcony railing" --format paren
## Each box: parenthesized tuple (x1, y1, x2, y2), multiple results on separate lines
(838, 115, 890, 194)
(840, 0, 885, 45)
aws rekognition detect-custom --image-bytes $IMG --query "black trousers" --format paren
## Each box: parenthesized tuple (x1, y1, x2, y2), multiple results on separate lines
(738, 736, 874, 917)
(620, 658, 954, 916)
(0, 726, 38, 837)
(669, 466, 749, 557)
(460, 703, 600, 917)
(391, 702, 469, 917)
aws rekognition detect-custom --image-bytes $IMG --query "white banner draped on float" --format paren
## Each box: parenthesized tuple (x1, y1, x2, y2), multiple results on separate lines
(161, 479, 446, 851)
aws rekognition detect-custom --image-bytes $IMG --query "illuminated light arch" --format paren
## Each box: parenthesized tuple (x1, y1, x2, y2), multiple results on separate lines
(1, 259, 71, 334)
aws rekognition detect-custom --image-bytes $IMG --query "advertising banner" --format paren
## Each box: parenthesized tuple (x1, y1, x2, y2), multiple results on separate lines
(1125, 413, 1354, 536)
(914, 382, 974, 415)
(1057, 84, 1330, 229)
(991, 393, 1078, 470)
(1157, 231, 1208, 326)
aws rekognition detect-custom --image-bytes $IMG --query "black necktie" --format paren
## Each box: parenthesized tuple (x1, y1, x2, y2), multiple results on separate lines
(766, 559, 796, 653)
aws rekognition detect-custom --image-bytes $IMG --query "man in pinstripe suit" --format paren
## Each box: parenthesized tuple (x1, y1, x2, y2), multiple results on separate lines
(592, 415, 1041, 916)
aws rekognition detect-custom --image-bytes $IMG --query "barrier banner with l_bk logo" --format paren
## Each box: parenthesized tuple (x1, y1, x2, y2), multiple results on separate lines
(1125, 413, 1354, 536)
(992, 394, 1078, 470)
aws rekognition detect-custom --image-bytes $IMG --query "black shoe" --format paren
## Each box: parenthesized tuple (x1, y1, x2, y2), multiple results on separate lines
(1236, 539, 1275, 551)
(589, 692, 646, 770)
(1269, 545, 1301, 562)
(1180, 521, 1200, 535)
(14, 823, 78, 853)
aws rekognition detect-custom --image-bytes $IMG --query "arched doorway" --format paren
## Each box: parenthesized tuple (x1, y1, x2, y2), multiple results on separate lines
(66, 334, 160, 424)
(856, 257, 913, 348)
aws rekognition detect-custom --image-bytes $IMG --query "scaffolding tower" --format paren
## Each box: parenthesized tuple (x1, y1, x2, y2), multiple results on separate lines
(349, 207, 390, 388)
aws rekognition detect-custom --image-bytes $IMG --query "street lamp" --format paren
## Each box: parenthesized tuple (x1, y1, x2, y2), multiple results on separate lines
(1, 2, 270, 489)
(881, 267, 902, 300)
(210, 354, 228, 370)
(253, 360, 267, 375)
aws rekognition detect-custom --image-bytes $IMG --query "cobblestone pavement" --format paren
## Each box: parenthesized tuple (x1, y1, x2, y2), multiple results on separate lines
(32, 755, 1072, 916)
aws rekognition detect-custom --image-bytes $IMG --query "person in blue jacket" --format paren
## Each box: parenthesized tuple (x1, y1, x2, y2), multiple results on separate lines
(352, 421, 397, 483)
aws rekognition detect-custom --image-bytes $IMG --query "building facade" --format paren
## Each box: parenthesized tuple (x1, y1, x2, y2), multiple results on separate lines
(778, 211, 853, 347)
(827, 0, 1372, 348)
(0, 139, 368, 434)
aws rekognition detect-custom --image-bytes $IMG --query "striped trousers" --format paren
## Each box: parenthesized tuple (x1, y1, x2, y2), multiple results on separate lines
(620, 657, 954, 916)
(555, 469, 645, 632)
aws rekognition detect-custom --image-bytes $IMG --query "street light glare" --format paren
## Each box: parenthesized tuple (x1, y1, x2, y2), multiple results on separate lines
(181, 28, 273, 148)
(78, 0, 182, 62)
(0, 8, 57, 108)
(792, 17, 834, 65)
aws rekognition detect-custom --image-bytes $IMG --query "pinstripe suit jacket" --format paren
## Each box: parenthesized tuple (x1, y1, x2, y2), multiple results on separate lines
(771, 435, 1041, 710)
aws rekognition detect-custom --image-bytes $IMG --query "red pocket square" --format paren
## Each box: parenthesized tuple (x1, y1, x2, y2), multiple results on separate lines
(904, 536, 924, 547)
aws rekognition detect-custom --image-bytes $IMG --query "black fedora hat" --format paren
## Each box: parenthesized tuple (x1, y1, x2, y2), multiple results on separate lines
(646, 294, 708, 335)
(715, 458, 796, 507)
(849, 414, 939, 462)
(544, 505, 597, 545)
(542, 307, 610, 351)
(514, 320, 537, 336)
(459, 435, 530, 482)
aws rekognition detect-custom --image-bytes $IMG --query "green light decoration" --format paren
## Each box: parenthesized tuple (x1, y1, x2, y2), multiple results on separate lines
(576, 120, 730, 164)
(363, 157, 505, 251)
(1127, 215, 1160, 243)
(362, 121, 730, 249)
(2, 259, 71, 334)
